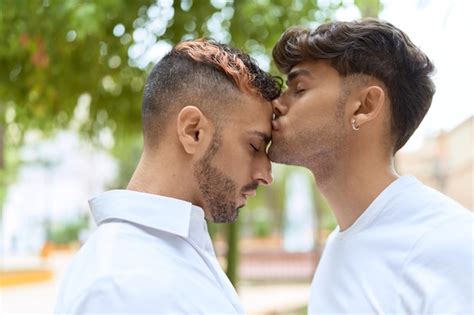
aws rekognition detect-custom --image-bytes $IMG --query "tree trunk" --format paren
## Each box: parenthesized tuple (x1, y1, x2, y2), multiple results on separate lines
(313, 185, 325, 250)
(225, 220, 240, 287)
(0, 124, 4, 219)
(0, 124, 4, 170)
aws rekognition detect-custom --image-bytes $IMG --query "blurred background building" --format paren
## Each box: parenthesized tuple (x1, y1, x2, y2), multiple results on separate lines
(397, 116, 473, 210)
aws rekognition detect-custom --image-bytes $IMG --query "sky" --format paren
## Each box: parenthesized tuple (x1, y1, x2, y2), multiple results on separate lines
(338, 0, 473, 150)
(381, 0, 474, 150)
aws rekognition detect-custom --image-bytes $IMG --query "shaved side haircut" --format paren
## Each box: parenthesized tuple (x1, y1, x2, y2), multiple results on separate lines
(142, 39, 281, 148)
(273, 19, 435, 153)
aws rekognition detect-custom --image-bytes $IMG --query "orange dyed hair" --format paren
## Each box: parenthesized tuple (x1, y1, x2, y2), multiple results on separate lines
(175, 39, 258, 97)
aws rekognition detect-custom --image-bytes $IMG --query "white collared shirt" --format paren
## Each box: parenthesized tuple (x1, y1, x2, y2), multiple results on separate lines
(55, 190, 244, 314)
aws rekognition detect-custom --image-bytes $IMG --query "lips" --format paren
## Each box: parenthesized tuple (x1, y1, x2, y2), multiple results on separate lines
(240, 180, 259, 203)
(242, 190, 257, 198)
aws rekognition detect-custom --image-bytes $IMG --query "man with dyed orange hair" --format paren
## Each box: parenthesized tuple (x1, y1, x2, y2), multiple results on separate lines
(55, 39, 280, 314)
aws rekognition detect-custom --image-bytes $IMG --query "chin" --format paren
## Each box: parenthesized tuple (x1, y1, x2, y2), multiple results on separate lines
(212, 208, 240, 223)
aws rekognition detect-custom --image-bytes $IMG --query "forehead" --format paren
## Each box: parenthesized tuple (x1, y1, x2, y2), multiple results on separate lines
(229, 94, 273, 129)
(288, 60, 340, 82)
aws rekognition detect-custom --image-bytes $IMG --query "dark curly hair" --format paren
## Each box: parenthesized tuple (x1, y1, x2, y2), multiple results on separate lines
(142, 39, 281, 147)
(273, 18, 436, 153)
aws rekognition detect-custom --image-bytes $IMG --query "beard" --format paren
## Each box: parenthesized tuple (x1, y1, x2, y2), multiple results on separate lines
(193, 132, 241, 223)
(268, 93, 347, 184)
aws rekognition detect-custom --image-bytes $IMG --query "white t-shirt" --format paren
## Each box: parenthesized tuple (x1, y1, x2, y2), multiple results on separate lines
(55, 190, 244, 314)
(309, 176, 474, 314)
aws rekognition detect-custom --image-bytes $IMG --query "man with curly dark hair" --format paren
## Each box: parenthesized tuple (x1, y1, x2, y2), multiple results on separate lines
(270, 19, 473, 313)
(55, 39, 280, 314)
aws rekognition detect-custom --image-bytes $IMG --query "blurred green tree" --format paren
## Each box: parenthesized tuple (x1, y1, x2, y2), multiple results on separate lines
(0, 0, 154, 156)
(0, 0, 155, 219)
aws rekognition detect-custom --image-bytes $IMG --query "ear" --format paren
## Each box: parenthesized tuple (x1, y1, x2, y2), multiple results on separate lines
(350, 85, 386, 129)
(176, 106, 211, 154)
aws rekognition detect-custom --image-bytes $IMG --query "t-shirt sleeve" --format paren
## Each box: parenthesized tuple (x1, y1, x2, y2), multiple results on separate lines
(398, 217, 474, 314)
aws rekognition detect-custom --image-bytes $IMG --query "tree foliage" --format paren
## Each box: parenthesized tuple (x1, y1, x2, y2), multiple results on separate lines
(1, 0, 153, 139)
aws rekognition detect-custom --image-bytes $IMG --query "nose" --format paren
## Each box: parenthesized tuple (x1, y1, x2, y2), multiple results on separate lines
(272, 96, 288, 118)
(254, 155, 273, 186)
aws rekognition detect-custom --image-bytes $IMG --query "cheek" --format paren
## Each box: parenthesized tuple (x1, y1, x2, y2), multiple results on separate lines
(285, 100, 320, 131)
(283, 99, 343, 142)
(299, 91, 343, 121)
(214, 147, 252, 181)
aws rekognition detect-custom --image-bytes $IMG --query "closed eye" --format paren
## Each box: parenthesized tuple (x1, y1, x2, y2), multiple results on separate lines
(250, 144, 259, 152)
(294, 88, 306, 96)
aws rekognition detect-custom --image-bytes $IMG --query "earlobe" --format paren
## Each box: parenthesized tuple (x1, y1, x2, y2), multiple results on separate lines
(352, 85, 385, 129)
(176, 106, 208, 154)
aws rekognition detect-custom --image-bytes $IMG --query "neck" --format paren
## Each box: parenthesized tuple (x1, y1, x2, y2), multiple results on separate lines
(312, 152, 398, 231)
(127, 149, 196, 204)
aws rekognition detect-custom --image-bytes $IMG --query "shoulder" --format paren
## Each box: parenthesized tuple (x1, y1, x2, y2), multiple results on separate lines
(56, 272, 200, 314)
(405, 213, 473, 267)
(398, 177, 462, 210)
(57, 254, 236, 314)
(398, 214, 474, 313)
(392, 178, 470, 228)
(82, 222, 198, 271)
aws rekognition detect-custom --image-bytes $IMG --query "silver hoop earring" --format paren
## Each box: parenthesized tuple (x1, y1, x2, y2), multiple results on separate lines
(351, 118, 360, 131)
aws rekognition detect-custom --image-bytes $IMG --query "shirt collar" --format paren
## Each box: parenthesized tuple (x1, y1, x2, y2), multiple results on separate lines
(89, 190, 208, 244)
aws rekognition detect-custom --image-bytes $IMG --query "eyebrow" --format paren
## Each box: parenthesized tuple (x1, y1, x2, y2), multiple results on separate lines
(248, 131, 271, 144)
(286, 68, 312, 86)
